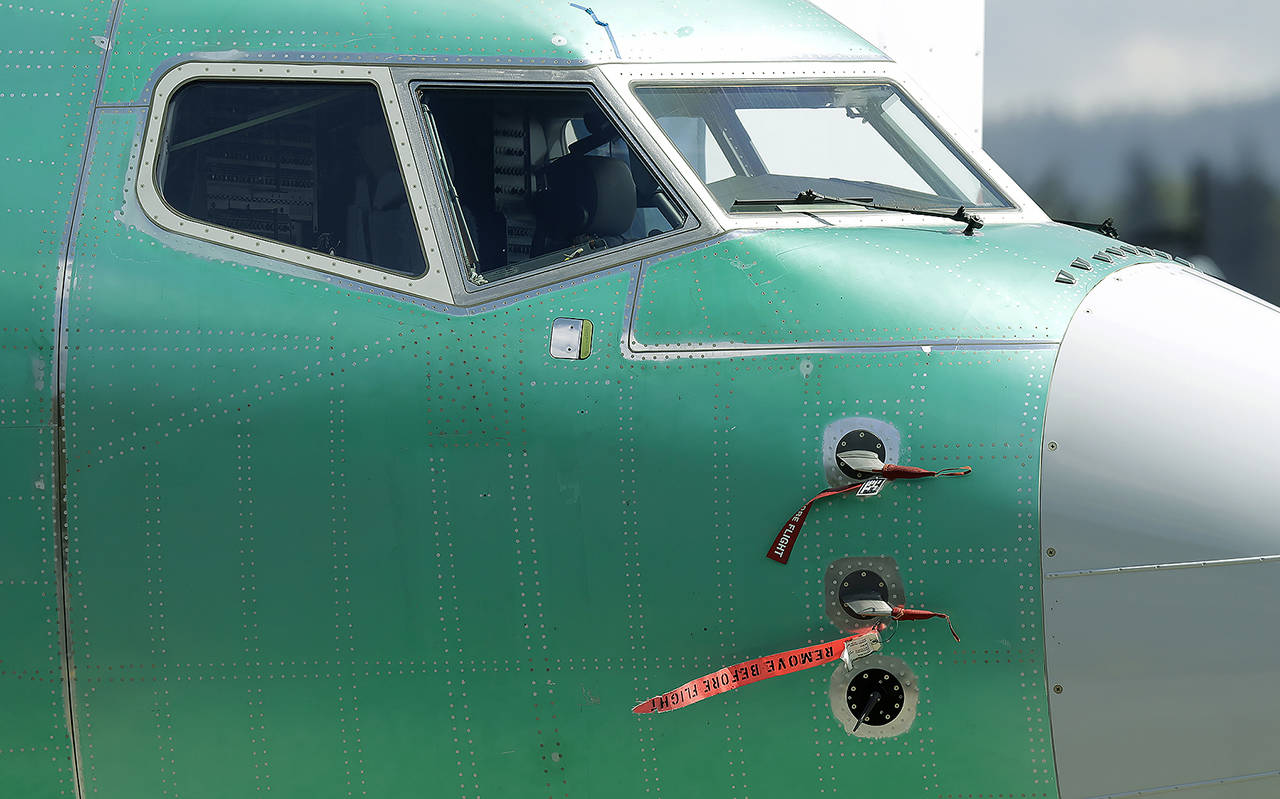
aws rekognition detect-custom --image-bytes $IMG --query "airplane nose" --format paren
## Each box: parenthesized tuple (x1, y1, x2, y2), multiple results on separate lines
(1040, 262, 1280, 799)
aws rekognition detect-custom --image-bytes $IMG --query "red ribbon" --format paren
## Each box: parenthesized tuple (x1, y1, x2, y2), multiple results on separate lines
(632, 628, 881, 715)
(766, 465, 971, 564)
(892, 605, 961, 642)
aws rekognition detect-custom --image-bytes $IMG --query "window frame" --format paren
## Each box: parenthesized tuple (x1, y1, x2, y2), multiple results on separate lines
(400, 73, 705, 302)
(136, 62, 454, 303)
(634, 80, 1013, 215)
(599, 61, 1051, 233)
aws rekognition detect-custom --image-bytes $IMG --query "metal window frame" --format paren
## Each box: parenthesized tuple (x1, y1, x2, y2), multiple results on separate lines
(392, 66, 713, 307)
(134, 60, 1043, 309)
(136, 61, 455, 303)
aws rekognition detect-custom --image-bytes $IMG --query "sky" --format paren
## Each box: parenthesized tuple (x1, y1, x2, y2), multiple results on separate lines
(985, 0, 1280, 120)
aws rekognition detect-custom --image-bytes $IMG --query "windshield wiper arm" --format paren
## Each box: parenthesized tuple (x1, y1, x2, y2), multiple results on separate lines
(1054, 216, 1119, 239)
(732, 189, 985, 236)
(731, 192, 873, 208)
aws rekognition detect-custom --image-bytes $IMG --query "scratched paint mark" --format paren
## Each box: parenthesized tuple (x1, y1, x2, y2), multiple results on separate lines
(31, 356, 46, 392)
(731, 256, 791, 287)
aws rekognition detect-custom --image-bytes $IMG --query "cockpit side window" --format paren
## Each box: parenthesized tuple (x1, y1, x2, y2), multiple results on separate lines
(418, 86, 687, 286)
(158, 80, 427, 277)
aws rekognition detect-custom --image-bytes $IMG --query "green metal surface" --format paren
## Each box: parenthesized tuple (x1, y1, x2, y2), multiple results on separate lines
(41, 108, 1077, 798)
(0, 3, 1163, 797)
(633, 224, 1137, 349)
(100, 0, 882, 103)
(0, 0, 110, 795)
(0, 427, 70, 797)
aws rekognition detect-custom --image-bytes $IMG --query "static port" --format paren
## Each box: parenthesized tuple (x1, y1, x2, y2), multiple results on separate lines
(846, 668, 905, 726)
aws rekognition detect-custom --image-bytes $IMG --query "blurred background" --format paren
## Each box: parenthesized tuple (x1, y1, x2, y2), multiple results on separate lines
(985, 0, 1280, 303)
(816, 0, 1280, 304)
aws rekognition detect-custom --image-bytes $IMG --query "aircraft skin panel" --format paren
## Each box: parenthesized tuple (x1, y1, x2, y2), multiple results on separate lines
(1044, 265, 1280, 572)
(36, 102, 1108, 797)
(4, 4, 1269, 798)
(97, 0, 883, 104)
(0, 268, 55, 427)
(1042, 264, 1280, 799)
(0, 0, 114, 796)
(631, 224, 1125, 351)
(0, 427, 70, 798)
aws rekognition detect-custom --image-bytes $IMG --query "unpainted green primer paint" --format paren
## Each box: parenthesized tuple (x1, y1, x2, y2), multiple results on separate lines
(41, 111, 1064, 798)
(0, 0, 111, 795)
(633, 224, 1125, 349)
(0, 2, 1159, 796)
(100, 0, 883, 103)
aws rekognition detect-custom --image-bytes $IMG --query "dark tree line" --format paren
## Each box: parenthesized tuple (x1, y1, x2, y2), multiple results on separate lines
(1032, 152, 1280, 303)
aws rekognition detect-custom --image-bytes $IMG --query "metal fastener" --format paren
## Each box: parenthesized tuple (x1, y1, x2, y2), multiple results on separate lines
(1053, 684, 1064, 694)
(1045, 547, 1056, 558)
(1047, 441, 1058, 451)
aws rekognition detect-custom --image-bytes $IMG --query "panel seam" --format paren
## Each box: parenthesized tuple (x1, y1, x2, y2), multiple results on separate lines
(1046, 553, 1280, 579)
(53, 2, 127, 798)
(1085, 768, 1280, 799)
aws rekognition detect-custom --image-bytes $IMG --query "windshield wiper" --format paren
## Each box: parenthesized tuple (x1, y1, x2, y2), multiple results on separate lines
(732, 189, 985, 236)
(1054, 216, 1119, 239)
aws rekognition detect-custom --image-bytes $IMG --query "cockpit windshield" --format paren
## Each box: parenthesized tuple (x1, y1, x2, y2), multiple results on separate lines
(634, 84, 1012, 214)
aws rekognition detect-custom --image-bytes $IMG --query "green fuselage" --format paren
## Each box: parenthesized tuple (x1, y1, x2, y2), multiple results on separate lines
(0, 2, 1137, 796)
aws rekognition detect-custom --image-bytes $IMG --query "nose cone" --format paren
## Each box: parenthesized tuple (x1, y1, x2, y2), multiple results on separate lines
(1041, 263, 1280, 799)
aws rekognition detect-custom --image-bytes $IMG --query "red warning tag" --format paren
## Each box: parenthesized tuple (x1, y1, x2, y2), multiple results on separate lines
(632, 628, 881, 715)
(767, 481, 870, 564)
(767, 465, 972, 564)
